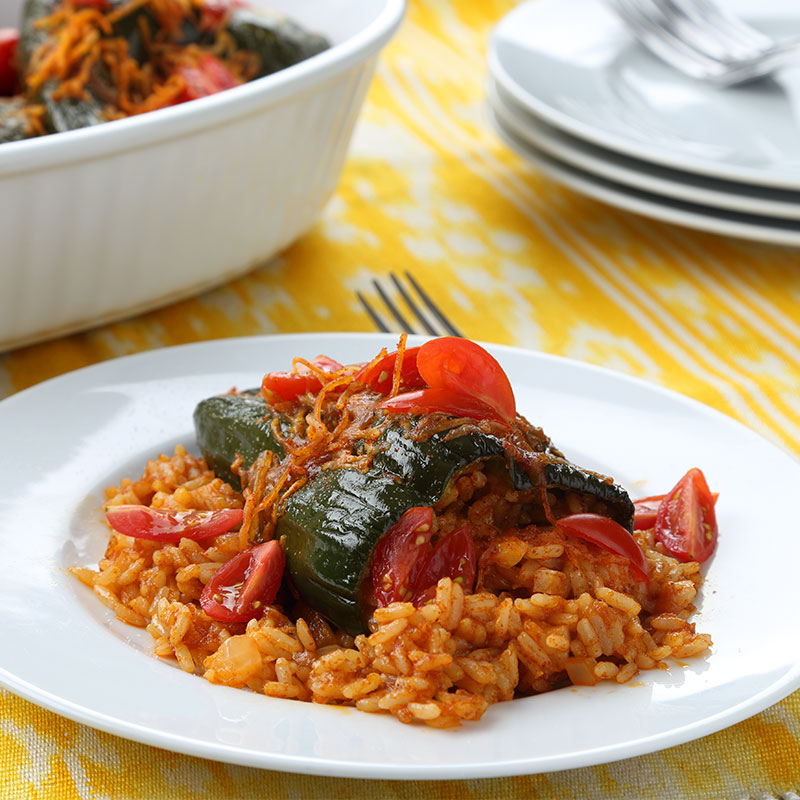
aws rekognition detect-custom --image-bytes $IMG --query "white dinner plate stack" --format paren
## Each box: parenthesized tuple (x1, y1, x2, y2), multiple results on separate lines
(487, 0, 800, 245)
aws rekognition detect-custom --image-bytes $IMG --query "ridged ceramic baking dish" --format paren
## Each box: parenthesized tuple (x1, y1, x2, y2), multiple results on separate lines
(0, 0, 405, 351)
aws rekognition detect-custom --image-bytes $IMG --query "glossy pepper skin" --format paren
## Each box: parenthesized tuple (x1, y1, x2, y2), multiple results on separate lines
(193, 389, 286, 490)
(277, 422, 525, 635)
(194, 391, 634, 635)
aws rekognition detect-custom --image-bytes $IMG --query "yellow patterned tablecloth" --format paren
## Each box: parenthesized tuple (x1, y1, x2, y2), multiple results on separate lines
(3, 1, 800, 798)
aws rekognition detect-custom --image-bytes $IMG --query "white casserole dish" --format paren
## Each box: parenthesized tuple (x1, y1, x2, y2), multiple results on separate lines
(0, 0, 405, 351)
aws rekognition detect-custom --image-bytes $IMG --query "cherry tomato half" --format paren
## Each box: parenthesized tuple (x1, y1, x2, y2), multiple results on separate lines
(105, 505, 243, 543)
(417, 337, 516, 423)
(261, 355, 343, 402)
(634, 489, 718, 532)
(68, 0, 112, 8)
(0, 29, 20, 97)
(557, 513, 650, 583)
(175, 54, 240, 103)
(633, 495, 665, 531)
(378, 387, 508, 424)
(655, 468, 718, 563)
(371, 507, 434, 605)
(371, 509, 478, 607)
(355, 346, 423, 395)
(200, 540, 285, 623)
(199, 0, 247, 31)
(410, 525, 476, 605)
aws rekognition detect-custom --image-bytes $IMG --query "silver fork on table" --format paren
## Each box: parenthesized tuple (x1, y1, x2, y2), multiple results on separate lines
(357, 272, 464, 337)
(605, 0, 800, 85)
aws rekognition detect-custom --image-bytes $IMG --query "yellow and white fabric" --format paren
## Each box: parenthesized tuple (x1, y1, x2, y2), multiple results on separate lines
(2, 2, 800, 797)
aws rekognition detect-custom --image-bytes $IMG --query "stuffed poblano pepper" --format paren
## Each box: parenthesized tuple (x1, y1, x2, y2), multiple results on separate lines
(194, 339, 639, 636)
(83, 336, 719, 727)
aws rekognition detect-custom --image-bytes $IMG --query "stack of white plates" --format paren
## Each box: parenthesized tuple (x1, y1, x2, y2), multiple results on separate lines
(487, 0, 800, 245)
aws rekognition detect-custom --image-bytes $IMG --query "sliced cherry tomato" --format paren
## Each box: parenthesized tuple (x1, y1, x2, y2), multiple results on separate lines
(655, 468, 718, 563)
(196, 53, 240, 90)
(68, 0, 112, 8)
(557, 513, 650, 583)
(261, 355, 343, 402)
(105, 505, 243, 542)
(410, 525, 476, 605)
(634, 489, 719, 531)
(175, 54, 240, 103)
(417, 337, 516, 423)
(633, 495, 665, 531)
(371, 507, 434, 606)
(176, 65, 211, 102)
(355, 346, 423, 395)
(200, 540, 285, 623)
(379, 387, 508, 424)
(199, 0, 247, 31)
(0, 29, 20, 97)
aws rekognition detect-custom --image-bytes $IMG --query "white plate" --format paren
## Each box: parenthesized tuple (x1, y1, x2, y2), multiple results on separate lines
(489, 82, 800, 221)
(1, 333, 800, 778)
(488, 0, 800, 190)
(490, 108, 800, 246)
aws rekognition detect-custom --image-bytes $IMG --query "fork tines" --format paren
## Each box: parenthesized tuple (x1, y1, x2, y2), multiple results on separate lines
(606, 0, 800, 85)
(357, 272, 463, 338)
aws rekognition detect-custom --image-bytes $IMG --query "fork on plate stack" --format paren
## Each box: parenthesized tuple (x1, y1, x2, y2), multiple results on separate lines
(486, 0, 800, 246)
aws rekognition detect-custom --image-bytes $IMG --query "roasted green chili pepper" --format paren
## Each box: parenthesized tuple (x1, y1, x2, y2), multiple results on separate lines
(226, 9, 329, 79)
(193, 391, 634, 634)
(193, 389, 286, 490)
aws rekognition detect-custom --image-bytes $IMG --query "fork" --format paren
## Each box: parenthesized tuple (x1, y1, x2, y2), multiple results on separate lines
(605, 0, 800, 85)
(357, 272, 464, 337)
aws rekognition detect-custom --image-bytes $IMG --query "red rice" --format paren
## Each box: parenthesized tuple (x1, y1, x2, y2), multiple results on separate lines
(71, 446, 712, 728)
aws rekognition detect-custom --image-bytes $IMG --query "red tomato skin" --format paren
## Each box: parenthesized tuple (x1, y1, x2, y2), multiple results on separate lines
(654, 468, 718, 563)
(175, 65, 213, 102)
(105, 505, 243, 542)
(417, 338, 516, 422)
(199, 0, 247, 30)
(261, 355, 343, 402)
(306, 355, 343, 372)
(634, 490, 718, 531)
(261, 370, 318, 402)
(355, 346, 423, 395)
(197, 53, 239, 90)
(378, 387, 508, 424)
(175, 55, 240, 103)
(557, 513, 650, 583)
(200, 540, 285, 623)
(633, 495, 665, 531)
(69, 0, 112, 8)
(371, 507, 434, 606)
(0, 29, 20, 97)
(410, 525, 476, 605)
(233, 540, 285, 617)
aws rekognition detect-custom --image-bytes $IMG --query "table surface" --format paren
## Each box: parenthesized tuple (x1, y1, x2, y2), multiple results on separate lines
(3, 1, 800, 798)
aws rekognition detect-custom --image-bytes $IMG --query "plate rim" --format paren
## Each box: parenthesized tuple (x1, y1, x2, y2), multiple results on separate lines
(489, 106, 800, 246)
(488, 81, 800, 221)
(2, 331, 800, 778)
